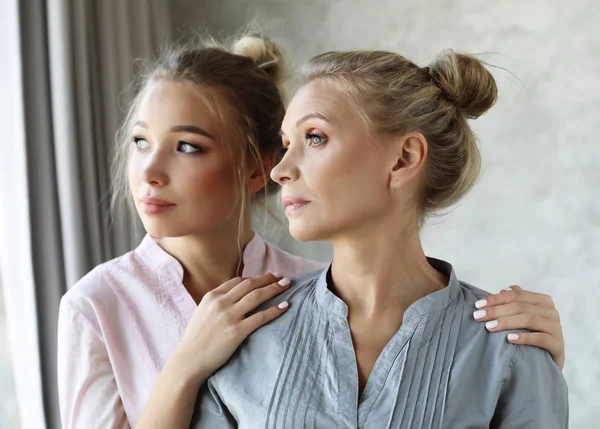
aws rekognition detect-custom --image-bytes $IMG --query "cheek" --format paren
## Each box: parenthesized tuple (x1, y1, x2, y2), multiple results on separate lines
(306, 148, 357, 189)
(180, 162, 236, 199)
(127, 157, 141, 192)
(313, 149, 388, 207)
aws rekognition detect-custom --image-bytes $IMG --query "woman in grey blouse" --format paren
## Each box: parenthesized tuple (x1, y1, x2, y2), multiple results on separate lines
(191, 49, 568, 428)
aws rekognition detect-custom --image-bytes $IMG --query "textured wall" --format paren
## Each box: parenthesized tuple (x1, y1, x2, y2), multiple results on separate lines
(169, 1, 599, 426)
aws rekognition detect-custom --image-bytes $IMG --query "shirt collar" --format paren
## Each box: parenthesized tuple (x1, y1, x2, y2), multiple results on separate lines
(314, 257, 460, 320)
(241, 233, 267, 276)
(135, 232, 268, 280)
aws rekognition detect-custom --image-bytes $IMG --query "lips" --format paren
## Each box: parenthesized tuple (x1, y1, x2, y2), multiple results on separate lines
(141, 197, 175, 206)
(282, 196, 311, 214)
(140, 196, 175, 215)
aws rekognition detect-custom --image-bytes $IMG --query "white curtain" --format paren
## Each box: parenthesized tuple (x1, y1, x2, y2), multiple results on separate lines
(0, 1, 45, 427)
(49, 0, 172, 287)
(0, 1, 172, 427)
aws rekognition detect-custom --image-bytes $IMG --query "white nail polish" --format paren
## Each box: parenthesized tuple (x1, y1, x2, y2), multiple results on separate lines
(507, 333, 519, 341)
(272, 271, 282, 278)
(503, 287, 513, 292)
(475, 299, 487, 309)
(486, 320, 498, 330)
(473, 310, 486, 320)
(278, 278, 291, 287)
(278, 301, 289, 309)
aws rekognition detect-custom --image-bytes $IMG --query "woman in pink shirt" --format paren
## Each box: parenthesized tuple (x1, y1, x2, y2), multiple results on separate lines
(57, 34, 566, 429)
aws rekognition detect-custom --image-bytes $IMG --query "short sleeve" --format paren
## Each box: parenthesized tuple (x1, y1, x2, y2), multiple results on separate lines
(491, 345, 568, 428)
(57, 297, 130, 429)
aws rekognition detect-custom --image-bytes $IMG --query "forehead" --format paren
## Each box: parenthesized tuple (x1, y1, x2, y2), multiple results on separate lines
(283, 79, 362, 129)
(137, 79, 226, 129)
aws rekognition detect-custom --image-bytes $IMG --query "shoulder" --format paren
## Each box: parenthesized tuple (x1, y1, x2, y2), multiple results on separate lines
(285, 268, 325, 300)
(271, 268, 324, 306)
(210, 269, 326, 386)
(456, 279, 493, 303)
(448, 279, 521, 369)
(60, 249, 147, 321)
(248, 268, 324, 320)
(444, 279, 567, 427)
(450, 279, 561, 385)
(453, 279, 522, 349)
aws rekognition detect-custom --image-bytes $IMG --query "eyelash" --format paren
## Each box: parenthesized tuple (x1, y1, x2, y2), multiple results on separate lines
(132, 137, 205, 154)
(177, 141, 204, 154)
(133, 137, 149, 150)
(306, 132, 327, 147)
(279, 130, 328, 156)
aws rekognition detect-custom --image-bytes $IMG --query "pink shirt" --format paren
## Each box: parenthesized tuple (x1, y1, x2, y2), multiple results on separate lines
(57, 233, 324, 429)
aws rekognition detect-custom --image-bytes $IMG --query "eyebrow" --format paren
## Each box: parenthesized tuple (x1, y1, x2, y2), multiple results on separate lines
(296, 112, 331, 127)
(134, 121, 216, 140)
(280, 112, 332, 136)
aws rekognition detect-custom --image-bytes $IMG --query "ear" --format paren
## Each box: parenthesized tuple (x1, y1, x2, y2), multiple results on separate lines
(247, 151, 277, 193)
(389, 132, 428, 189)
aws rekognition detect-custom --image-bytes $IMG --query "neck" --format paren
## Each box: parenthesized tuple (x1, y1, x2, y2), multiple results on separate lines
(159, 219, 254, 303)
(329, 216, 447, 319)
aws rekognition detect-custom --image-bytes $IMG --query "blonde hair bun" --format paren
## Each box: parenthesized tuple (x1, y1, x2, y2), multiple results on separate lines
(232, 35, 285, 90)
(430, 51, 498, 119)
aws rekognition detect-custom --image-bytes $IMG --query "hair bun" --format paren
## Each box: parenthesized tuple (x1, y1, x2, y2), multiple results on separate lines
(232, 35, 285, 89)
(429, 50, 498, 119)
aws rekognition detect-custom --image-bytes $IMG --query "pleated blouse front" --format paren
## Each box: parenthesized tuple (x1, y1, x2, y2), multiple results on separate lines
(192, 259, 568, 429)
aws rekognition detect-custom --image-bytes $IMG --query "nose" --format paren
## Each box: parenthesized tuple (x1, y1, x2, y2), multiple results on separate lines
(271, 146, 300, 185)
(140, 148, 169, 187)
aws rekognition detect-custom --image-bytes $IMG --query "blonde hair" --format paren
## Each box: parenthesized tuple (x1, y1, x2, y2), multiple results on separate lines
(111, 33, 286, 244)
(300, 50, 498, 221)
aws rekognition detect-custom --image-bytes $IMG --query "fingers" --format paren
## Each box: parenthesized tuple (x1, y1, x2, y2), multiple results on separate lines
(473, 289, 566, 371)
(203, 273, 291, 337)
(226, 273, 283, 302)
(473, 302, 559, 325)
(482, 312, 559, 337)
(236, 277, 292, 315)
(237, 301, 290, 337)
(505, 332, 564, 369)
(477, 286, 555, 310)
(473, 302, 562, 342)
(212, 276, 248, 295)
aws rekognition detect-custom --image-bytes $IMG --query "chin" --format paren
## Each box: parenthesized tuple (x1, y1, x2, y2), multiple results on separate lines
(288, 222, 326, 243)
(141, 219, 189, 239)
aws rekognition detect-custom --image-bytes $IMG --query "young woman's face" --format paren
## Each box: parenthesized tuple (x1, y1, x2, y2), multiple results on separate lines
(128, 80, 241, 238)
(272, 79, 396, 242)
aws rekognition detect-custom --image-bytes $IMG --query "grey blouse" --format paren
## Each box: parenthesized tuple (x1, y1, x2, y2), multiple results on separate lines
(191, 259, 568, 428)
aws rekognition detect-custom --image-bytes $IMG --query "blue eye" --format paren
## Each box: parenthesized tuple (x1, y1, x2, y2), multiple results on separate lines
(133, 137, 150, 150)
(178, 142, 204, 154)
(306, 132, 327, 147)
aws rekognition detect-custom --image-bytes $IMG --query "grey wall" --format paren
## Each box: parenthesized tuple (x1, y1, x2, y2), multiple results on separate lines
(169, 1, 599, 426)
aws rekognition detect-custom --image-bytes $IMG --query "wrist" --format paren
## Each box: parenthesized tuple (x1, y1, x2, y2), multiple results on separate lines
(167, 347, 211, 387)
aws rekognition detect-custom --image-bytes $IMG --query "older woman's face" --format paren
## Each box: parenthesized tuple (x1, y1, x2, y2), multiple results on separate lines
(272, 79, 399, 242)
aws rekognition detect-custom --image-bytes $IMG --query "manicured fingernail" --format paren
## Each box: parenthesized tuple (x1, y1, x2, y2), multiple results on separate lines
(272, 271, 282, 278)
(278, 278, 290, 287)
(486, 320, 498, 330)
(278, 301, 289, 309)
(473, 310, 486, 320)
(507, 333, 519, 341)
(475, 299, 487, 309)
(503, 287, 513, 292)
